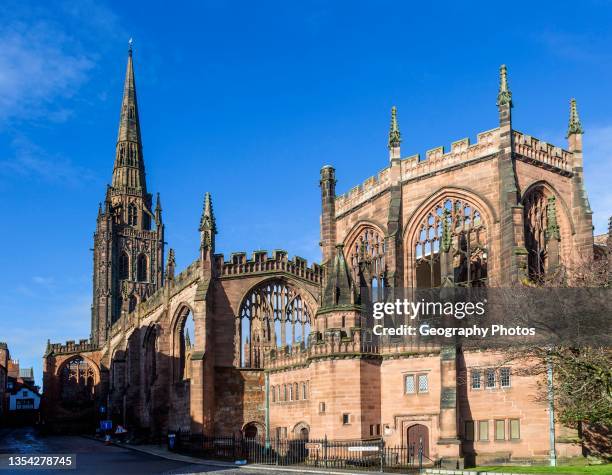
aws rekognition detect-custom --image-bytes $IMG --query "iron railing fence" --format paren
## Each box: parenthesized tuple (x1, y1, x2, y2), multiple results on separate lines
(171, 430, 439, 472)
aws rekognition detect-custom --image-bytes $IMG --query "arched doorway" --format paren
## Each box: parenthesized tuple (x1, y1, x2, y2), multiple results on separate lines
(243, 422, 259, 439)
(407, 424, 429, 459)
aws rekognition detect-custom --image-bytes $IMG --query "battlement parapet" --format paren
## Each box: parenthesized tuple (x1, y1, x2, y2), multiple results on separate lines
(264, 331, 443, 370)
(48, 339, 97, 355)
(334, 128, 500, 218)
(0, 342, 7, 349)
(335, 167, 391, 216)
(513, 130, 572, 172)
(264, 329, 377, 370)
(400, 128, 499, 183)
(216, 250, 322, 283)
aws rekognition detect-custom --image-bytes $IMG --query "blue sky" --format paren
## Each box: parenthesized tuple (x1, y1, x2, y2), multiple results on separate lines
(1, 0, 611, 386)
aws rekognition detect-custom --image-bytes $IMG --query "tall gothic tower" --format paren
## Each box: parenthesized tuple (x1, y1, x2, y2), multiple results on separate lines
(91, 44, 165, 346)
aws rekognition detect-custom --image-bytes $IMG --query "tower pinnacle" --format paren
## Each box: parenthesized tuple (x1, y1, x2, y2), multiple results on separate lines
(567, 98, 584, 137)
(200, 192, 217, 252)
(388, 106, 401, 150)
(496, 64, 512, 108)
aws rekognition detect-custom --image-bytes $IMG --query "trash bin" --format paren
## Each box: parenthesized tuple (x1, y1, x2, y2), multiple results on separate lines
(168, 432, 176, 451)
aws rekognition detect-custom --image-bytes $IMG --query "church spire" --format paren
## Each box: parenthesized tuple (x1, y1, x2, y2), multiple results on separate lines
(567, 98, 584, 137)
(112, 39, 146, 193)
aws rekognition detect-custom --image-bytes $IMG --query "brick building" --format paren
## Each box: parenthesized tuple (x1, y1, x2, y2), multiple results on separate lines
(43, 47, 609, 466)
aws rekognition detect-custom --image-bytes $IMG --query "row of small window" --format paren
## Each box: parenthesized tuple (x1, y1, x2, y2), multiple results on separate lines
(404, 373, 429, 394)
(271, 382, 309, 403)
(471, 368, 511, 390)
(465, 419, 520, 442)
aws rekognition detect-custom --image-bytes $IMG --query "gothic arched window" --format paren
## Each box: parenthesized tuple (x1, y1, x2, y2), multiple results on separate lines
(144, 328, 157, 402)
(523, 187, 562, 282)
(59, 356, 96, 409)
(346, 227, 386, 301)
(137, 254, 148, 282)
(128, 295, 137, 312)
(127, 203, 138, 226)
(239, 281, 312, 368)
(176, 307, 195, 381)
(119, 252, 130, 280)
(414, 197, 487, 288)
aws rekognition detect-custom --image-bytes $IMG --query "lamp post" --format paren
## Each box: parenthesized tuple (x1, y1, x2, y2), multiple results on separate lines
(547, 354, 557, 467)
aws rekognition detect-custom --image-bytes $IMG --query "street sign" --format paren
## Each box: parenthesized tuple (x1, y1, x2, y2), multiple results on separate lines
(305, 443, 321, 450)
(348, 446, 379, 452)
(100, 420, 113, 430)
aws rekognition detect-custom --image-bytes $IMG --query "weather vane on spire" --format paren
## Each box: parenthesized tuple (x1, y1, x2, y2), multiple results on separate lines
(128, 37, 133, 54)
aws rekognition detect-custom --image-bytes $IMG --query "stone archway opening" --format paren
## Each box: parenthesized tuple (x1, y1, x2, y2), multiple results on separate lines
(243, 422, 259, 439)
(238, 279, 313, 368)
(413, 197, 488, 288)
(58, 356, 98, 410)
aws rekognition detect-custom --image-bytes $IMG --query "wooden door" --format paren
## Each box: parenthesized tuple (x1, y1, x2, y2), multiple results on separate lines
(407, 424, 429, 458)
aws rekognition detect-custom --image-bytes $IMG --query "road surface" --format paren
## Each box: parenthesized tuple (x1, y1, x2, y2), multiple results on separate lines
(0, 427, 305, 475)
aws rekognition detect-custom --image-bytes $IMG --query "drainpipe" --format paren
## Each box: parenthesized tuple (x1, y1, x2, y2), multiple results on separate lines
(547, 355, 557, 467)
(265, 371, 270, 447)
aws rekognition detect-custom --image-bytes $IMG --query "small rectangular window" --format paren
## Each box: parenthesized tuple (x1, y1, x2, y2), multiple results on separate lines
(418, 374, 428, 393)
(319, 402, 326, 413)
(405, 375, 415, 394)
(495, 420, 505, 440)
(510, 419, 520, 440)
(479, 420, 489, 441)
(486, 369, 496, 388)
(342, 413, 350, 425)
(500, 368, 511, 388)
(302, 382, 307, 400)
(370, 424, 374, 436)
(465, 421, 474, 441)
(471, 371, 481, 390)
(376, 424, 381, 435)
(271, 386, 276, 402)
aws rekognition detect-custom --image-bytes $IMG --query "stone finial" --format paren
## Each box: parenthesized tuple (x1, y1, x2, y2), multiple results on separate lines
(567, 98, 584, 137)
(546, 196, 561, 241)
(388, 106, 401, 150)
(185, 328, 191, 348)
(496, 64, 513, 108)
(199, 192, 216, 233)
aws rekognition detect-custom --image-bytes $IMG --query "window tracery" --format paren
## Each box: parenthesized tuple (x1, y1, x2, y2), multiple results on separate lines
(523, 187, 561, 281)
(239, 281, 312, 368)
(346, 227, 386, 300)
(414, 197, 487, 287)
(59, 357, 96, 409)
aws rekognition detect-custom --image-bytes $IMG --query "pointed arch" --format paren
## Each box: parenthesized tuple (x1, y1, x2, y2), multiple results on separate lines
(237, 278, 316, 368)
(343, 221, 387, 301)
(119, 251, 130, 280)
(137, 253, 148, 282)
(404, 188, 495, 288)
(171, 303, 196, 382)
(127, 203, 138, 226)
